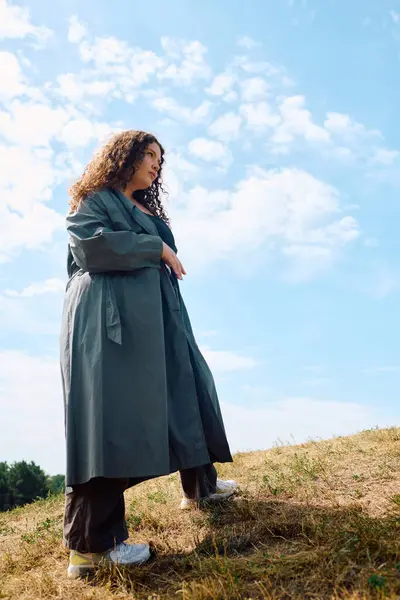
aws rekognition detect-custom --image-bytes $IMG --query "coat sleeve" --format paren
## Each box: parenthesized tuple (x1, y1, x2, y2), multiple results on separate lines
(66, 194, 163, 273)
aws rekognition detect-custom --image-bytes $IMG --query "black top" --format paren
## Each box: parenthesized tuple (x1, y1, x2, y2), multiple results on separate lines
(149, 215, 177, 253)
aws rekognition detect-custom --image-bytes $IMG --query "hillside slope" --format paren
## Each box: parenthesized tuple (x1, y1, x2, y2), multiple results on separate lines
(0, 427, 399, 599)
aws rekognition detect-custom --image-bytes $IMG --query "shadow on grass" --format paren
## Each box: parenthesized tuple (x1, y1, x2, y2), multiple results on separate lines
(92, 493, 400, 599)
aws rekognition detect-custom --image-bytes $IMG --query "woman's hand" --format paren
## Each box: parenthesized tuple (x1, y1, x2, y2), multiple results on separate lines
(161, 243, 187, 280)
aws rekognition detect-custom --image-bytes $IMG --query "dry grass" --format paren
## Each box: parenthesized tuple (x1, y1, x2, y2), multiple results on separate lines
(1, 427, 400, 599)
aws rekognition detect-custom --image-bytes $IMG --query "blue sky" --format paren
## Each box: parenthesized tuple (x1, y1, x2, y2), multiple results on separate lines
(0, 0, 399, 475)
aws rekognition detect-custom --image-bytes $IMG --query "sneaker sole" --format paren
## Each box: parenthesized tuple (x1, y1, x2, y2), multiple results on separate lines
(180, 488, 236, 510)
(180, 498, 198, 510)
(67, 564, 95, 580)
(206, 489, 236, 502)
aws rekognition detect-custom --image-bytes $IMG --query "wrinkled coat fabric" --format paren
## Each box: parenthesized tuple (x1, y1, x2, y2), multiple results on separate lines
(60, 188, 232, 487)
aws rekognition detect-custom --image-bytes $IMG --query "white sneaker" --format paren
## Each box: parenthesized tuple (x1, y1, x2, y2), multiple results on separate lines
(108, 541, 150, 565)
(180, 479, 239, 510)
(67, 542, 150, 579)
(216, 478, 238, 492)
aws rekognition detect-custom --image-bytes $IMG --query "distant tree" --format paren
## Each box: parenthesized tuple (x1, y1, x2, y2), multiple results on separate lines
(8, 461, 48, 507)
(48, 474, 65, 495)
(0, 462, 10, 511)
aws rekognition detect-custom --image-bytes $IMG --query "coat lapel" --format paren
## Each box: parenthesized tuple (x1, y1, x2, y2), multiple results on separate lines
(110, 188, 159, 236)
(131, 205, 159, 236)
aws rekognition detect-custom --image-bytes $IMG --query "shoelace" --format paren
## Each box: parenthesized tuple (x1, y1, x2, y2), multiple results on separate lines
(114, 542, 130, 556)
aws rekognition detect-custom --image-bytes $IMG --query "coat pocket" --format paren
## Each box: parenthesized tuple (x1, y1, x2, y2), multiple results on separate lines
(160, 266, 180, 312)
(103, 276, 122, 344)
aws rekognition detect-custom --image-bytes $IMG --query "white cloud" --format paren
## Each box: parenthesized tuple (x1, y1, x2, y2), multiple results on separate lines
(222, 397, 395, 452)
(162, 152, 199, 198)
(223, 91, 239, 103)
(0, 198, 64, 261)
(0, 52, 120, 259)
(201, 347, 257, 373)
(57, 118, 117, 148)
(330, 146, 354, 160)
(68, 15, 87, 44)
(0, 145, 56, 206)
(390, 10, 400, 23)
(172, 167, 359, 275)
(206, 73, 236, 97)
(5, 278, 66, 297)
(158, 38, 211, 85)
(238, 93, 395, 163)
(235, 57, 282, 77)
(237, 35, 261, 50)
(0, 51, 28, 100)
(234, 56, 295, 88)
(324, 112, 382, 141)
(0, 292, 62, 334)
(0, 351, 64, 474)
(240, 101, 280, 130)
(208, 112, 242, 141)
(80, 35, 129, 66)
(0, 141, 65, 259)
(77, 38, 164, 100)
(128, 51, 165, 86)
(371, 147, 399, 165)
(166, 151, 198, 176)
(0, 89, 73, 253)
(153, 97, 213, 124)
(241, 77, 269, 102)
(0, 0, 52, 45)
(188, 138, 232, 167)
(69, 33, 211, 104)
(0, 100, 70, 147)
(239, 95, 397, 163)
(271, 95, 330, 149)
(56, 73, 116, 103)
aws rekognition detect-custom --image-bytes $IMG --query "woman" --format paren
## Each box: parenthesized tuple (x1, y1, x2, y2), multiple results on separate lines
(61, 130, 235, 579)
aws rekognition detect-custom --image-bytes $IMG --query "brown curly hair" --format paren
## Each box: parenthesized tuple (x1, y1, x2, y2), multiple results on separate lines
(69, 130, 169, 222)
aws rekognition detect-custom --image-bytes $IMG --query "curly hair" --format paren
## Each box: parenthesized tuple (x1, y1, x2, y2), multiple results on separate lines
(69, 130, 169, 222)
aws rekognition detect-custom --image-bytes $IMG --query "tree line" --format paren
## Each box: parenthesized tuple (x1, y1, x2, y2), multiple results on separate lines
(0, 461, 65, 511)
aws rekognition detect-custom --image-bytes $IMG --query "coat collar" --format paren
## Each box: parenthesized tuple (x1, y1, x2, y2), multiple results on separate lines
(111, 188, 159, 237)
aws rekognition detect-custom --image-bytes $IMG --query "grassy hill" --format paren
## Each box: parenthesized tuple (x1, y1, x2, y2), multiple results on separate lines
(1, 427, 399, 599)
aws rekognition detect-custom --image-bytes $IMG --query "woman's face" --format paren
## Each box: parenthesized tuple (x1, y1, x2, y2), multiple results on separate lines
(131, 142, 162, 190)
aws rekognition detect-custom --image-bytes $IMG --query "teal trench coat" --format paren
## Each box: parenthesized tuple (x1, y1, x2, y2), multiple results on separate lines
(60, 188, 232, 486)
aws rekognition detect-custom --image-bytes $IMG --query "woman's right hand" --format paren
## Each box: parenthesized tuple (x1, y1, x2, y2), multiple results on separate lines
(161, 242, 187, 280)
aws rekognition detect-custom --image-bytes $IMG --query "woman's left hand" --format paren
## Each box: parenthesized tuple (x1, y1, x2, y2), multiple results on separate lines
(161, 242, 186, 280)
